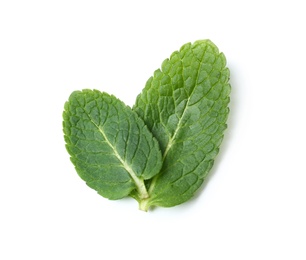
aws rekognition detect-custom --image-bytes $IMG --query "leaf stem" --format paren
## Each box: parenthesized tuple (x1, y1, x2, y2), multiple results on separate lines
(136, 178, 149, 199)
(139, 198, 150, 212)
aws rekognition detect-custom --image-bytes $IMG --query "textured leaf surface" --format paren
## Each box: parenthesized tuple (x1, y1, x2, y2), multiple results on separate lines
(63, 90, 162, 200)
(134, 40, 230, 208)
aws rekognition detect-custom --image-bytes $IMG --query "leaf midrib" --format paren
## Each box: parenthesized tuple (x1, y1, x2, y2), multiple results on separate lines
(148, 46, 207, 195)
(148, 95, 191, 194)
(87, 114, 149, 199)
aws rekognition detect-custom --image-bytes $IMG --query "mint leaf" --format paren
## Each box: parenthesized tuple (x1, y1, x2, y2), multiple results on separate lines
(63, 40, 230, 211)
(63, 90, 162, 201)
(133, 40, 230, 209)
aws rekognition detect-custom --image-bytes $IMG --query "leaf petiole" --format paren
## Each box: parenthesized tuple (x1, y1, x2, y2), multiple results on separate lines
(138, 197, 151, 212)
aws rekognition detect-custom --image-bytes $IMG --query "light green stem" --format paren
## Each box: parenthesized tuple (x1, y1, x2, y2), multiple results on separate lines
(136, 178, 149, 200)
(139, 198, 150, 212)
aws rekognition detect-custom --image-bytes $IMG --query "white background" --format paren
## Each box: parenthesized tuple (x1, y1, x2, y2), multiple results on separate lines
(1, 0, 305, 259)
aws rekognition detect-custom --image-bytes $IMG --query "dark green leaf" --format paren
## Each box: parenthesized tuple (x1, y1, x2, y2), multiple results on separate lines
(134, 40, 230, 209)
(63, 89, 162, 201)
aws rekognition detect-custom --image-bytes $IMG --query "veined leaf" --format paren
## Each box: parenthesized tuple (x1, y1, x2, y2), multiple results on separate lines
(63, 90, 162, 201)
(134, 40, 230, 209)
(63, 40, 231, 211)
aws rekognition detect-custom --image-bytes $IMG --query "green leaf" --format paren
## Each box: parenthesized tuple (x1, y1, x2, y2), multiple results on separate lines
(63, 89, 162, 201)
(63, 40, 231, 211)
(134, 40, 230, 209)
